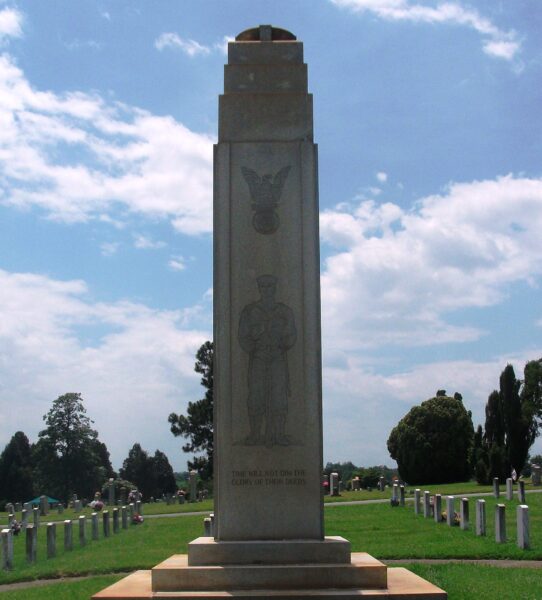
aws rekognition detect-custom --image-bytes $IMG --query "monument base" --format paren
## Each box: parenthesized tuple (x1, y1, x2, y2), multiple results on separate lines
(188, 536, 352, 565)
(92, 548, 446, 599)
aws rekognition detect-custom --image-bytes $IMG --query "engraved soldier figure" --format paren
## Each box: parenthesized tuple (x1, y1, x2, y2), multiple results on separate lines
(238, 275, 297, 447)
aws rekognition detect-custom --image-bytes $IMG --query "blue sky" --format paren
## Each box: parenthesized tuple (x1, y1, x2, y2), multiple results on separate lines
(0, 1, 541, 472)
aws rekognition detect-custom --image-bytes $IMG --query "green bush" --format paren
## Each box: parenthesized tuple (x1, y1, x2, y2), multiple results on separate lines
(387, 393, 474, 484)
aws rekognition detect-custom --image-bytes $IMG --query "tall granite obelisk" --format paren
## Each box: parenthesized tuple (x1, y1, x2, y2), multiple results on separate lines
(214, 24, 323, 541)
(93, 26, 446, 599)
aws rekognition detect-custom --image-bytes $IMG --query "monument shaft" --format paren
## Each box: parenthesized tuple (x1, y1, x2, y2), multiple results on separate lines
(214, 26, 323, 540)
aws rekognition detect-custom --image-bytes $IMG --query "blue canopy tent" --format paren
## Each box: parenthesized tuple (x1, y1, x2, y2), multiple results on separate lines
(27, 495, 60, 506)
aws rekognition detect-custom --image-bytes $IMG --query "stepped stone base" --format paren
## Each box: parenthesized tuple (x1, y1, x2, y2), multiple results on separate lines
(188, 536, 352, 565)
(153, 553, 385, 592)
(92, 552, 446, 599)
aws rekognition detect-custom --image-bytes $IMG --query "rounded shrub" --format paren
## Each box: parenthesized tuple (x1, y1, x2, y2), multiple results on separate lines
(387, 393, 474, 484)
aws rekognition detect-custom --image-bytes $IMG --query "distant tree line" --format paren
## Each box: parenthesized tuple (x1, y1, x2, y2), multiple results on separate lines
(387, 358, 542, 485)
(0, 392, 177, 508)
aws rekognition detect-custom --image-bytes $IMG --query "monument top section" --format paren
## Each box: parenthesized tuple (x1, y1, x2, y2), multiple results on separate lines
(221, 26, 310, 141)
(236, 25, 297, 42)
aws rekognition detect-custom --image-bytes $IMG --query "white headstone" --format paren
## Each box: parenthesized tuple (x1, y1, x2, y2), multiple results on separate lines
(434, 494, 442, 523)
(495, 504, 506, 543)
(476, 499, 486, 536)
(460, 498, 469, 531)
(64, 520, 73, 551)
(506, 477, 513, 501)
(445, 496, 455, 526)
(47, 522, 56, 558)
(1, 529, 13, 570)
(516, 505, 529, 549)
(414, 489, 421, 515)
(423, 491, 431, 518)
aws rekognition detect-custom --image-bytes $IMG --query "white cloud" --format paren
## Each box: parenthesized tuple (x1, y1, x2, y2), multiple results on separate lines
(331, 0, 521, 61)
(168, 255, 187, 271)
(0, 52, 214, 234)
(321, 174, 542, 351)
(155, 32, 211, 57)
(0, 268, 210, 469)
(483, 39, 521, 61)
(376, 171, 388, 183)
(133, 234, 166, 250)
(0, 7, 22, 43)
(155, 32, 234, 57)
(100, 241, 120, 256)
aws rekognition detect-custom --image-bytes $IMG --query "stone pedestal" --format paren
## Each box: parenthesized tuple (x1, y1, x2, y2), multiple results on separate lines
(93, 25, 445, 600)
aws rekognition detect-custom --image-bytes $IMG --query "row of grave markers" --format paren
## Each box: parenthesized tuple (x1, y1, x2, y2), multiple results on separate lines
(391, 483, 530, 549)
(0, 501, 142, 570)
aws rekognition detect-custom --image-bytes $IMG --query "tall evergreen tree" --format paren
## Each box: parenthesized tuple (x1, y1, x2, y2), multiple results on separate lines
(168, 341, 214, 480)
(152, 450, 177, 496)
(478, 361, 541, 482)
(0, 431, 34, 506)
(522, 358, 542, 429)
(33, 393, 107, 501)
(119, 443, 154, 499)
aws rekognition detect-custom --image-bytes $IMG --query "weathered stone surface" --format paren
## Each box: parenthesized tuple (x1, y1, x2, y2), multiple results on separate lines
(26, 524, 37, 562)
(47, 522, 56, 558)
(103, 510, 110, 537)
(1, 529, 13, 570)
(460, 498, 469, 530)
(214, 35, 322, 542)
(187, 537, 351, 566)
(518, 480, 526, 504)
(517, 505, 529, 549)
(152, 553, 387, 592)
(495, 504, 506, 543)
(93, 564, 446, 599)
(506, 478, 513, 501)
(476, 499, 486, 536)
(423, 491, 431, 518)
(445, 496, 454, 526)
(92, 512, 99, 540)
(414, 489, 421, 515)
(79, 515, 86, 546)
(64, 520, 73, 551)
(433, 495, 442, 523)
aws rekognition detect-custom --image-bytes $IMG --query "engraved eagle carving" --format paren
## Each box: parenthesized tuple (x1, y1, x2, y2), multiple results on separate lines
(241, 165, 291, 234)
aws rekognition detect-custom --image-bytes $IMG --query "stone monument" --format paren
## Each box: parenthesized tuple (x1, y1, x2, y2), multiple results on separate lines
(93, 25, 445, 599)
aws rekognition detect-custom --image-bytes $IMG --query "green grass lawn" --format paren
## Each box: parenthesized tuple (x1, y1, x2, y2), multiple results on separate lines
(0, 490, 539, 586)
(327, 492, 542, 560)
(406, 563, 542, 600)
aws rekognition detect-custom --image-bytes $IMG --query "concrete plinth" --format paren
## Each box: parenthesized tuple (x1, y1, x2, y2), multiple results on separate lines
(188, 536, 351, 565)
(152, 554, 386, 592)
(92, 560, 446, 599)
